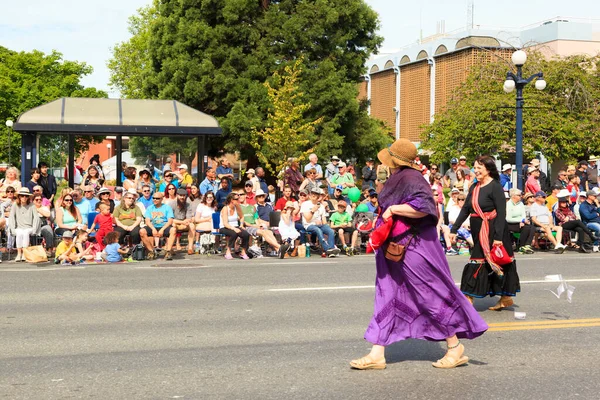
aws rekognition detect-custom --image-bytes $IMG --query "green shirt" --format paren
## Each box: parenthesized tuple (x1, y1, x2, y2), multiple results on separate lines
(330, 211, 351, 227)
(330, 173, 354, 195)
(241, 204, 258, 225)
(506, 200, 526, 224)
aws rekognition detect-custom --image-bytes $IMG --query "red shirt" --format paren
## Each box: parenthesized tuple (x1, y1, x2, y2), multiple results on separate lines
(525, 175, 541, 194)
(275, 197, 292, 211)
(94, 213, 114, 232)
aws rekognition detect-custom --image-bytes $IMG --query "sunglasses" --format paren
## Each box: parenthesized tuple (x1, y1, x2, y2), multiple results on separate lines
(299, 193, 307, 196)
(84, 190, 93, 193)
(143, 190, 151, 192)
(125, 197, 135, 200)
(33, 198, 42, 201)
(7, 191, 15, 194)
(64, 199, 73, 202)
(168, 188, 176, 190)
(238, 193, 246, 196)
(18, 194, 30, 198)
(153, 197, 162, 200)
(233, 197, 240, 200)
(245, 184, 253, 187)
(206, 196, 214, 199)
(431, 167, 438, 170)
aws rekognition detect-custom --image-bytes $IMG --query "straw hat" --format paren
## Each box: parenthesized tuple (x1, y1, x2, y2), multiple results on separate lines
(17, 188, 33, 196)
(377, 139, 419, 170)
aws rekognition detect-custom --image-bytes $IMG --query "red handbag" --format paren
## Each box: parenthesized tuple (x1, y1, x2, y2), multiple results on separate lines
(490, 243, 512, 265)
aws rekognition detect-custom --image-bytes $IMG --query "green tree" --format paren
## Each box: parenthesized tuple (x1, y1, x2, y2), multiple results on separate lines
(109, 0, 389, 166)
(0, 46, 108, 168)
(421, 52, 600, 163)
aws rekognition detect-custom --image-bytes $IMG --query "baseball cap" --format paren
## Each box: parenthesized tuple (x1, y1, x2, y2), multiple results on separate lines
(176, 188, 188, 196)
(245, 181, 254, 187)
(459, 155, 467, 160)
(502, 163, 512, 171)
(179, 164, 188, 170)
(450, 158, 458, 164)
(587, 190, 598, 197)
(337, 200, 347, 208)
(310, 187, 323, 194)
(335, 185, 343, 191)
(451, 188, 460, 193)
(535, 191, 547, 198)
(330, 156, 340, 161)
(579, 191, 587, 197)
(369, 189, 378, 197)
(338, 161, 347, 168)
(62, 231, 74, 239)
(299, 189, 309, 196)
(246, 168, 255, 175)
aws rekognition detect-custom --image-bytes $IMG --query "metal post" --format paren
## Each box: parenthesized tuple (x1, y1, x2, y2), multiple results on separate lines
(515, 65, 524, 191)
(21, 133, 34, 186)
(68, 134, 75, 188)
(116, 135, 123, 186)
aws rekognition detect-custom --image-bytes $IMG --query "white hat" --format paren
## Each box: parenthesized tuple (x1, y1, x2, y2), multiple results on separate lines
(527, 166, 539, 174)
(178, 164, 188, 170)
(246, 168, 256, 175)
(594, 187, 600, 195)
(337, 161, 347, 168)
(556, 189, 570, 199)
(530, 158, 541, 166)
(459, 155, 467, 160)
(579, 191, 587, 197)
(502, 163, 512, 171)
(310, 187, 323, 195)
(254, 189, 266, 197)
(450, 188, 460, 193)
(125, 188, 139, 198)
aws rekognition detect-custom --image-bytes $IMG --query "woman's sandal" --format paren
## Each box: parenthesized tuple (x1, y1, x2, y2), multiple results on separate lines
(432, 342, 469, 369)
(488, 296, 514, 311)
(349, 355, 386, 370)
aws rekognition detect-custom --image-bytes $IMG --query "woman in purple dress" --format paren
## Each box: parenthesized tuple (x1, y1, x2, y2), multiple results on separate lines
(350, 139, 488, 370)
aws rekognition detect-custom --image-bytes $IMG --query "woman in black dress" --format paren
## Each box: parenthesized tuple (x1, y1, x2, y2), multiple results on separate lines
(450, 155, 520, 311)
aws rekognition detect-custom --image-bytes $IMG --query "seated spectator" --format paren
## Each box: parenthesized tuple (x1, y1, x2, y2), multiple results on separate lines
(545, 185, 562, 212)
(278, 201, 300, 257)
(299, 168, 319, 194)
(32, 193, 54, 254)
(255, 189, 274, 226)
(194, 192, 217, 232)
(574, 191, 587, 220)
(140, 192, 176, 260)
(446, 188, 460, 210)
(9, 188, 42, 262)
(329, 200, 358, 256)
(244, 181, 256, 205)
(366, 190, 378, 214)
(95, 187, 115, 213)
(220, 192, 250, 260)
(268, 185, 276, 203)
(330, 162, 355, 197)
(176, 164, 194, 188)
(71, 188, 90, 224)
(429, 172, 445, 206)
(138, 184, 153, 209)
(216, 158, 234, 190)
(579, 191, 600, 252)
(163, 183, 178, 207)
(238, 189, 284, 256)
(331, 185, 347, 204)
(555, 197, 593, 253)
(122, 166, 137, 192)
(447, 194, 474, 248)
(158, 170, 179, 192)
(55, 193, 84, 236)
(275, 186, 294, 211)
(499, 164, 513, 192)
(82, 185, 99, 210)
(294, 189, 309, 244)
(102, 231, 129, 262)
(113, 189, 143, 246)
(171, 188, 196, 255)
(505, 188, 535, 254)
(454, 169, 469, 193)
(432, 188, 456, 255)
(73, 230, 95, 262)
(301, 187, 340, 257)
(215, 179, 230, 210)
(90, 203, 115, 250)
(54, 231, 78, 264)
(529, 191, 567, 253)
(113, 186, 124, 207)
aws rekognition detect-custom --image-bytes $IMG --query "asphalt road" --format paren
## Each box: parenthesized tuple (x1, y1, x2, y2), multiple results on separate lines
(1, 250, 599, 399)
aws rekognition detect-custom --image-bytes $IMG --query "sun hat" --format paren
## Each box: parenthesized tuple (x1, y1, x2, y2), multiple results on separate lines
(254, 189, 266, 197)
(284, 201, 295, 209)
(459, 155, 467, 160)
(556, 189, 570, 199)
(377, 139, 419, 171)
(337, 161, 347, 168)
(179, 164, 188, 170)
(330, 156, 340, 161)
(579, 191, 587, 197)
(587, 190, 598, 197)
(530, 158, 541, 166)
(523, 193, 534, 201)
(451, 188, 460, 193)
(502, 163, 512, 171)
(125, 188, 138, 198)
(17, 188, 33, 196)
(527, 166, 539, 174)
(588, 155, 600, 162)
(310, 187, 323, 195)
(97, 188, 111, 198)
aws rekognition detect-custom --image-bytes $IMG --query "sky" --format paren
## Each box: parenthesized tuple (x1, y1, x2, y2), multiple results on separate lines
(1, 0, 599, 97)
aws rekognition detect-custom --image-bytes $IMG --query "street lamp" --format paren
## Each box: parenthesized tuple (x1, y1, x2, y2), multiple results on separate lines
(5, 120, 13, 166)
(503, 50, 546, 190)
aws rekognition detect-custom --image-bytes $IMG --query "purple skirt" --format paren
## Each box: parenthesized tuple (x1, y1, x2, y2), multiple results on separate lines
(364, 226, 488, 346)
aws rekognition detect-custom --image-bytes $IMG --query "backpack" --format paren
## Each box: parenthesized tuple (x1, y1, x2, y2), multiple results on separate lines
(131, 244, 146, 261)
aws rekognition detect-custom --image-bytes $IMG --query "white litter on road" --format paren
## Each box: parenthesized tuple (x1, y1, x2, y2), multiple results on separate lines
(545, 274, 576, 303)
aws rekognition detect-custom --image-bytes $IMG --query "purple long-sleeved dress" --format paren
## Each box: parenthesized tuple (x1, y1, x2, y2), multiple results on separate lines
(364, 167, 488, 346)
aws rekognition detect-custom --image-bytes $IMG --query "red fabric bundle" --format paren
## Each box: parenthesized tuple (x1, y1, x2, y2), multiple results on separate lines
(366, 218, 394, 253)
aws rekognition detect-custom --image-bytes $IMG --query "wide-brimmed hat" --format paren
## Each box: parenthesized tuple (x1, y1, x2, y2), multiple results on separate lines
(97, 188, 111, 198)
(246, 168, 256, 175)
(17, 188, 33, 196)
(502, 163, 512, 171)
(588, 155, 600, 162)
(556, 189, 570, 199)
(255, 189, 266, 197)
(284, 201, 295, 209)
(377, 139, 419, 170)
(124, 188, 138, 198)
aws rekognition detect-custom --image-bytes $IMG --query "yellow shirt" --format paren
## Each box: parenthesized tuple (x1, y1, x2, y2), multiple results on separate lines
(55, 241, 76, 258)
(181, 172, 193, 186)
(546, 195, 558, 212)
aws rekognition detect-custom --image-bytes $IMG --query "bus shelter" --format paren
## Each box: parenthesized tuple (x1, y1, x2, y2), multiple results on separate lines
(13, 97, 222, 187)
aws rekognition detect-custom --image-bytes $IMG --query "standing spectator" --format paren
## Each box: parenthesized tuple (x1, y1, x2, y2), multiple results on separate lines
(304, 153, 323, 181)
(443, 158, 459, 188)
(268, 185, 276, 203)
(566, 175, 580, 203)
(275, 186, 295, 211)
(244, 181, 256, 205)
(25, 168, 42, 193)
(89, 154, 105, 179)
(330, 162, 355, 197)
(429, 173, 445, 206)
(505, 188, 535, 254)
(346, 162, 356, 181)
(499, 164, 512, 192)
(90, 203, 114, 250)
(301, 187, 340, 257)
(255, 167, 269, 196)
(457, 156, 472, 178)
(120, 161, 127, 183)
(199, 167, 219, 195)
(579, 191, 600, 252)
(587, 156, 599, 190)
(159, 170, 179, 191)
(176, 164, 194, 187)
(553, 169, 568, 189)
(576, 161, 589, 192)
(529, 191, 567, 252)
(362, 158, 377, 189)
(525, 167, 541, 194)
(325, 156, 341, 194)
(284, 160, 304, 194)
(84, 165, 104, 194)
(9, 188, 41, 262)
(137, 169, 155, 196)
(545, 185, 562, 212)
(37, 162, 57, 202)
(220, 192, 250, 260)
(162, 157, 172, 173)
(245, 168, 259, 192)
(170, 188, 196, 254)
(140, 192, 177, 260)
(216, 159, 234, 192)
(113, 190, 143, 245)
(215, 180, 230, 210)
(0, 166, 22, 195)
(113, 186, 124, 208)
(454, 169, 469, 193)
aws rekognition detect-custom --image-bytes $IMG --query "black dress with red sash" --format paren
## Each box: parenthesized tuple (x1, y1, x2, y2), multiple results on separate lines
(451, 180, 520, 298)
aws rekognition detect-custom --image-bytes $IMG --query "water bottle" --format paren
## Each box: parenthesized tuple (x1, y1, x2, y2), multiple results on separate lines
(305, 244, 311, 257)
(194, 242, 201, 254)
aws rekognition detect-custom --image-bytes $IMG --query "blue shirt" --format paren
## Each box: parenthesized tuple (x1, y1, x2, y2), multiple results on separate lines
(499, 173, 512, 191)
(216, 166, 233, 185)
(86, 197, 99, 211)
(256, 202, 273, 222)
(258, 177, 269, 197)
(304, 163, 323, 181)
(144, 204, 174, 228)
(579, 201, 600, 224)
(138, 196, 153, 209)
(159, 179, 180, 192)
(75, 199, 91, 224)
(215, 188, 229, 210)
(200, 178, 219, 195)
(367, 202, 378, 213)
(104, 243, 122, 262)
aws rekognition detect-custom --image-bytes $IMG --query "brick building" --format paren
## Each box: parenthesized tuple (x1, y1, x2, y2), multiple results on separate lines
(360, 18, 600, 145)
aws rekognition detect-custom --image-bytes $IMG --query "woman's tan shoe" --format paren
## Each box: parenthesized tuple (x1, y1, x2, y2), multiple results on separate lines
(488, 296, 514, 311)
(350, 355, 386, 370)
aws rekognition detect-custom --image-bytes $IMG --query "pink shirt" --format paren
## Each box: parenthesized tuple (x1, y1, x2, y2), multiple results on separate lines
(525, 176, 541, 194)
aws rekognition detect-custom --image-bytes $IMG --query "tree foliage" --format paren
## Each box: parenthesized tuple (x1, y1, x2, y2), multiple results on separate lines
(421, 51, 600, 163)
(0, 46, 107, 167)
(250, 59, 323, 175)
(109, 0, 391, 166)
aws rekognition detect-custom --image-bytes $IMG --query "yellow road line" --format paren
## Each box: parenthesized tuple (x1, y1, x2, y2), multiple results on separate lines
(489, 322, 600, 332)
(488, 318, 600, 328)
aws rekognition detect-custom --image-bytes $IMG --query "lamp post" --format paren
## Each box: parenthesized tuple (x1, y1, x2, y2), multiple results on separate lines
(503, 50, 546, 190)
(5, 120, 13, 166)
